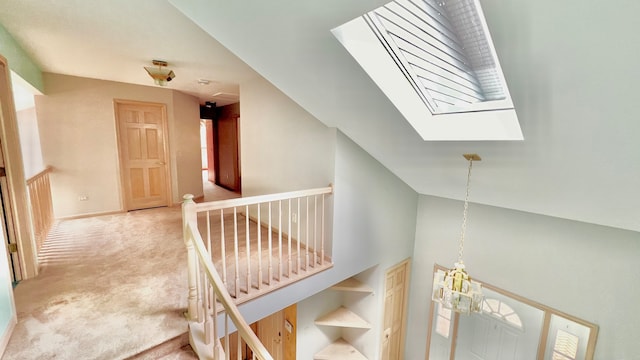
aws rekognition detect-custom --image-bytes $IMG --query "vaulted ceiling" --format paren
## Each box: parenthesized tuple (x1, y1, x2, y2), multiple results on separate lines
(1, 0, 639, 232)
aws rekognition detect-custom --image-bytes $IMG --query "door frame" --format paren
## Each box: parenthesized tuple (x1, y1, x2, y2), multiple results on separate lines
(0, 55, 37, 280)
(114, 99, 172, 211)
(381, 258, 411, 360)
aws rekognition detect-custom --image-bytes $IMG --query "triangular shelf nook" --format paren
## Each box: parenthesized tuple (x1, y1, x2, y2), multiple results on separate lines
(330, 277, 374, 293)
(314, 338, 367, 360)
(315, 306, 371, 329)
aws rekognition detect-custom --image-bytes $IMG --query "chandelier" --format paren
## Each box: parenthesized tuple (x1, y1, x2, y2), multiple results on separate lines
(432, 154, 484, 314)
(144, 60, 175, 86)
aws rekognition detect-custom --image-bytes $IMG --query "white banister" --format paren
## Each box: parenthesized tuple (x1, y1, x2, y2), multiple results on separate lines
(186, 222, 274, 360)
(193, 186, 332, 212)
(182, 194, 198, 321)
(182, 186, 333, 360)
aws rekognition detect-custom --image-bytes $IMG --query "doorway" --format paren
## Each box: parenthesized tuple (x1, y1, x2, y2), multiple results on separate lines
(0, 177, 19, 285)
(114, 100, 171, 211)
(223, 304, 296, 360)
(381, 259, 411, 360)
(200, 102, 241, 199)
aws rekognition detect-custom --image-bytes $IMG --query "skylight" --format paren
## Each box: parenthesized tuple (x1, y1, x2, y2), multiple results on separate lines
(332, 0, 523, 141)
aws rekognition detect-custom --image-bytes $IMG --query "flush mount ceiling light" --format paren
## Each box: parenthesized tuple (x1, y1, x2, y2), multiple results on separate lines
(432, 153, 484, 314)
(144, 60, 175, 86)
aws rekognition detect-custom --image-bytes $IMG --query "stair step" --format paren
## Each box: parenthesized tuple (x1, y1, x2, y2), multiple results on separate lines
(158, 344, 198, 360)
(125, 333, 190, 360)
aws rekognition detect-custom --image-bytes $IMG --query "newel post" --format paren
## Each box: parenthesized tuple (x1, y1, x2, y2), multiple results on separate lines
(182, 194, 198, 321)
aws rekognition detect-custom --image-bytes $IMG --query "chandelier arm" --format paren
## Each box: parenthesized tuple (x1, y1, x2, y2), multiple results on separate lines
(458, 158, 473, 263)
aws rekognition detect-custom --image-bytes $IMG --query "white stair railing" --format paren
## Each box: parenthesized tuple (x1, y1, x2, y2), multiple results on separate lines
(182, 186, 333, 359)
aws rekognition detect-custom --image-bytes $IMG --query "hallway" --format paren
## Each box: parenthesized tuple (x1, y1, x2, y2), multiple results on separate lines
(3, 179, 234, 359)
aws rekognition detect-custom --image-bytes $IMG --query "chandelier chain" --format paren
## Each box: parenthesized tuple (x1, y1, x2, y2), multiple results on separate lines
(458, 158, 473, 263)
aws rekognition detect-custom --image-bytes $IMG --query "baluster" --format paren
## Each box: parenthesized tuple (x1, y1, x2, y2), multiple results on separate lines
(313, 195, 318, 267)
(305, 196, 309, 271)
(321, 194, 325, 265)
(268, 202, 273, 286)
(206, 210, 212, 253)
(245, 205, 251, 294)
(196, 259, 204, 323)
(213, 290, 221, 360)
(220, 210, 227, 288)
(287, 198, 292, 278)
(237, 331, 242, 360)
(233, 207, 240, 298)
(296, 197, 301, 274)
(257, 204, 263, 289)
(225, 314, 229, 360)
(204, 270, 213, 346)
(278, 200, 283, 281)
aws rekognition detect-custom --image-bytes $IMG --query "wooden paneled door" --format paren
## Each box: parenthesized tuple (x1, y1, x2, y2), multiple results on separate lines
(381, 259, 411, 360)
(115, 100, 170, 211)
(258, 308, 284, 360)
(213, 103, 240, 192)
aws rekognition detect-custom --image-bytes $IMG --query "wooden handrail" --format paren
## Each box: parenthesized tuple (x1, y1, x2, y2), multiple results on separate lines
(26, 166, 52, 185)
(194, 186, 333, 212)
(26, 166, 54, 254)
(187, 222, 274, 360)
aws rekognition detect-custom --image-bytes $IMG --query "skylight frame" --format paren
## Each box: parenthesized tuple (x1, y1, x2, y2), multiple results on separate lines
(332, 0, 523, 141)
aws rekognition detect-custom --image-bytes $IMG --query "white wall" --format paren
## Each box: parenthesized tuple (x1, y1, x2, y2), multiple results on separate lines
(16, 107, 44, 178)
(406, 195, 640, 359)
(0, 226, 16, 357)
(36, 73, 202, 218)
(172, 90, 203, 200)
(236, 75, 418, 359)
(239, 75, 336, 195)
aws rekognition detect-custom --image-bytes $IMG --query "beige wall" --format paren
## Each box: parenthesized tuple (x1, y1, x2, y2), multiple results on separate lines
(239, 75, 336, 196)
(171, 90, 203, 201)
(36, 73, 202, 218)
(16, 107, 44, 178)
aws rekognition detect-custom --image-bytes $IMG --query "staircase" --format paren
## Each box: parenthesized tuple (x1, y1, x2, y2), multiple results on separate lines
(181, 186, 334, 359)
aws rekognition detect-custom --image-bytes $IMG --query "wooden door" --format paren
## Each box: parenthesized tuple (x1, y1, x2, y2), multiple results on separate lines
(283, 304, 296, 360)
(115, 101, 170, 211)
(205, 120, 215, 182)
(214, 103, 240, 192)
(258, 309, 284, 360)
(381, 259, 411, 360)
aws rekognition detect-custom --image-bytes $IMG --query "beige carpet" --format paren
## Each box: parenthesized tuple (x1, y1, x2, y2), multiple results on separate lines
(3, 207, 189, 360)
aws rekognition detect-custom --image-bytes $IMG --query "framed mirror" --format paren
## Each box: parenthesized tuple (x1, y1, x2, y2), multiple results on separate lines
(426, 264, 598, 360)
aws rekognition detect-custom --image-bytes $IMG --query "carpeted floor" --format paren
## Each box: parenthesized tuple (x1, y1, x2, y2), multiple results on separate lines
(2, 177, 238, 359)
(3, 207, 189, 360)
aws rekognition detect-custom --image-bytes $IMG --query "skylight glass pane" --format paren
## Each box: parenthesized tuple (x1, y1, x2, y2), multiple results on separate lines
(365, 0, 507, 114)
(332, 0, 523, 140)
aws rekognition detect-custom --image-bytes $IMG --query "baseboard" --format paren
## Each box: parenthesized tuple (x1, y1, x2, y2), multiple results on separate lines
(57, 210, 125, 221)
(0, 314, 17, 359)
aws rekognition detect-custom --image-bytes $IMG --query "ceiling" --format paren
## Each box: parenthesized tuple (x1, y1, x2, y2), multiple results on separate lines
(1, 0, 639, 233)
(0, 0, 257, 106)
